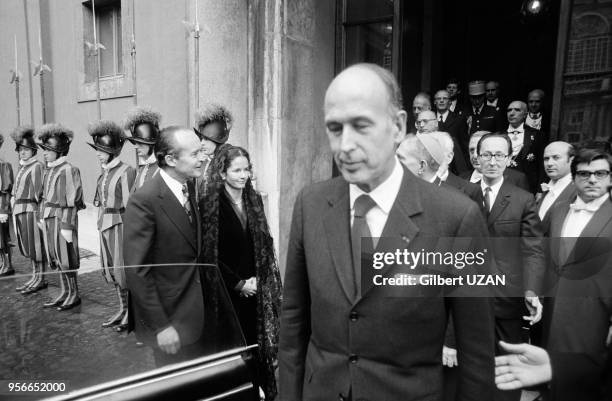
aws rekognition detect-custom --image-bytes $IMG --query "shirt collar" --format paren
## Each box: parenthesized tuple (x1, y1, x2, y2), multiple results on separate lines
(507, 123, 525, 133)
(548, 173, 572, 194)
(349, 158, 404, 215)
(140, 152, 157, 167)
(159, 168, 186, 199)
(47, 156, 66, 168)
(487, 99, 498, 107)
(574, 192, 610, 211)
(437, 110, 449, 119)
(437, 168, 449, 181)
(19, 157, 38, 167)
(102, 158, 120, 170)
(481, 176, 504, 194)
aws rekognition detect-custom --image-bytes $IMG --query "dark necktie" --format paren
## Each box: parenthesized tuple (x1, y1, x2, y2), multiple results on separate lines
(483, 186, 492, 214)
(181, 183, 192, 223)
(351, 194, 377, 298)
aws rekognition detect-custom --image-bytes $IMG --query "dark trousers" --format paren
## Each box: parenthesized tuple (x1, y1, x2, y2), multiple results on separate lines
(494, 317, 525, 401)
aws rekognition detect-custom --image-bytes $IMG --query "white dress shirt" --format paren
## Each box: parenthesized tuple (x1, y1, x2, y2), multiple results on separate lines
(526, 113, 542, 130)
(349, 158, 403, 240)
(470, 169, 483, 183)
(480, 177, 504, 211)
(561, 193, 610, 238)
(437, 110, 449, 123)
(538, 174, 572, 220)
(160, 169, 188, 206)
(487, 99, 498, 108)
(507, 123, 525, 157)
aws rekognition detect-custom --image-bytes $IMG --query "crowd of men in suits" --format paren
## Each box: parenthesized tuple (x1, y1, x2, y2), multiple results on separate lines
(279, 65, 611, 401)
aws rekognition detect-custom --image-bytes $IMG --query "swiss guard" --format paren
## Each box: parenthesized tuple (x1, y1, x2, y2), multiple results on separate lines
(88, 120, 136, 331)
(193, 103, 233, 200)
(0, 134, 14, 278)
(37, 123, 85, 311)
(124, 107, 160, 191)
(11, 126, 46, 293)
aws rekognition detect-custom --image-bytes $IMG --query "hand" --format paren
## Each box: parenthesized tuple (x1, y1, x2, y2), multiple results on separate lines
(60, 229, 73, 243)
(442, 346, 458, 367)
(607, 323, 612, 347)
(0, 214, 8, 224)
(10, 196, 15, 210)
(37, 219, 44, 230)
(495, 341, 552, 390)
(156, 326, 181, 355)
(240, 277, 257, 297)
(523, 295, 542, 325)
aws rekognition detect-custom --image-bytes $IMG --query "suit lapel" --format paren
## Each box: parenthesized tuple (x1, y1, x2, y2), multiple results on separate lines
(188, 179, 201, 257)
(322, 180, 355, 302)
(565, 198, 612, 265)
(487, 182, 511, 226)
(360, 169, 422, 298)
(157, 175, 197, 251)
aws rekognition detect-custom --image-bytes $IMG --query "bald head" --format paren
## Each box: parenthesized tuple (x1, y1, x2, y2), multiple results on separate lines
(415, 110, 438, 134)
(528, 89, 545, 114)
(507, 100, 528, 127)
(434, 90, 450, 113)
(543, 141, 574, 181)
(412, 93, 432, 118)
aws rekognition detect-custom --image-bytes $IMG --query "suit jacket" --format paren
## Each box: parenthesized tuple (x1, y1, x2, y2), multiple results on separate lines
(124, 173, 204, 347)
(507, 125, 545, 194)
(439, 111, 470, 174)
(464, 180, 545, 318)
(544, 196, 612, 401)
(535, 181, 577, 229)
(466, 105, 502, 135)
(279, 167, 495, 401)
(444, 171, 469, 192)
(460, 168, 530, 192)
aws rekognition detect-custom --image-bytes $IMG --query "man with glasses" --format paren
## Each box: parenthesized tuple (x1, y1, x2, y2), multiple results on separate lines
(495, 148, 612, 401)
(415, 110, 439, 134)
(463, 132, 545, 401)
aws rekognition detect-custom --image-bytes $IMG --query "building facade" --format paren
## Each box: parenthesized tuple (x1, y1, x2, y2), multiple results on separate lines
(1, 0, 610, 271)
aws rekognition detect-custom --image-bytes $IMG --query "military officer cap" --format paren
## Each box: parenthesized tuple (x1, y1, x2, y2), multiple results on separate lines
(468, 81, 486, 96)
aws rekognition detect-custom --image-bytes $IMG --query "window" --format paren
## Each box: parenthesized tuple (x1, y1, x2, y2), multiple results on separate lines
(78, 0, 133, 102)
(97, 5, 123, 77)
(83, 0, 123, 82)
(566, 13, 611, 75)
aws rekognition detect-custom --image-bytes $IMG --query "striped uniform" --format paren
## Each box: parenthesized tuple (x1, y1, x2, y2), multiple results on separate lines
(93, 160, 136, 287)
(0, 161, 14, 251)
(40, 159, 85, 270)
(132, 155, 159, 192)
(12, 158, 44, 261)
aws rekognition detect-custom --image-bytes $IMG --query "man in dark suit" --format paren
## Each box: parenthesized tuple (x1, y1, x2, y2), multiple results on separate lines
(536, 141, 576, 226)
(435, 89, 469, 174)
(431, 131, 471, 191)
(279, 63, 495, 401)
(124, 126, 207, 367)
(465, 81, 503, 135)
(463, 132, 545, 401)
(495, 148, 612, 401)
(505, 101, 545, 194)
(485, 81, 504, 113)
(446, 78, 464, 116)
(461, 131, 530, 191)
(525, 89, 549, 137)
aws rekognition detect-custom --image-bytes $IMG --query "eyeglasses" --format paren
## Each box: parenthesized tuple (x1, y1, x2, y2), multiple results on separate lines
(575, 170, 610, 180)
(415, 119, 436, 126)
(478, 152, 508, 161)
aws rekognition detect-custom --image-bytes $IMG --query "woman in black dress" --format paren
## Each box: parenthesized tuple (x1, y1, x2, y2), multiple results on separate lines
(201, 144, 282, 400)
